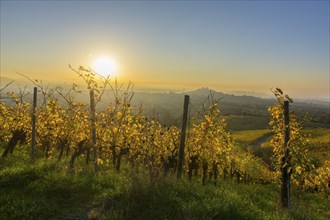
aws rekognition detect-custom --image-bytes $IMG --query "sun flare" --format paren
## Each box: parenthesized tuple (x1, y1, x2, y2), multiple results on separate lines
(92, 57, 118, 77)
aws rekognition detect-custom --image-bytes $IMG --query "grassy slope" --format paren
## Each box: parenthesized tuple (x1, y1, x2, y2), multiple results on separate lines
(231, 128, 330, 174)
(232, 129, 272, 145)
(304, 128, 330, 167)
(225, 115, 270, 131)
(0, 156, 329, 220)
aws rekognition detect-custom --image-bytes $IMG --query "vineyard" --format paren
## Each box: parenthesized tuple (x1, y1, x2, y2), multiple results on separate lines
(0, 68, 329, 219)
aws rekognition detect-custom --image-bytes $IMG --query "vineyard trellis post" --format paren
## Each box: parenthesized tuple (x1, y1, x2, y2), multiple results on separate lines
(281, 100, 290, 208)
(177, 95, 189, 178)
(90, 90, 98, 172)
(31, 87, 37, 160)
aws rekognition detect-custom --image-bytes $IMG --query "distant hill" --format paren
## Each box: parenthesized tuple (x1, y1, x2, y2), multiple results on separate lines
(1, 79, 329, 129)
(131, 87, 329, 129)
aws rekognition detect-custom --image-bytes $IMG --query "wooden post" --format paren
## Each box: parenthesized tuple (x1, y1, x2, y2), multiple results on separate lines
(90, 90, 98, 172)
(177, 95, 189, 178)
(31, 87, 37, 160)
(281, 101, 290, 208)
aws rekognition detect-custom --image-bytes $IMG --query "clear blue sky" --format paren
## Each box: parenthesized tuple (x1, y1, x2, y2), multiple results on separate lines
(1, 1, 329, 98)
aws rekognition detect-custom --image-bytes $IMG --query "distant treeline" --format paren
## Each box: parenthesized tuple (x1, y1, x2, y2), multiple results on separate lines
(2, 87, 329, 129)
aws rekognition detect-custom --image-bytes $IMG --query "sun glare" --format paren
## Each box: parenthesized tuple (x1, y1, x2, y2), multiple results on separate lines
(92, 57, 118, 77)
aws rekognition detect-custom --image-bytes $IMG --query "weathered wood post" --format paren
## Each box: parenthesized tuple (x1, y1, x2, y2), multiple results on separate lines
(31, 87, 37, 160)
(281, 101, 290, 208)
(90, 90, 98, 172)
(177, 95, 189, 178)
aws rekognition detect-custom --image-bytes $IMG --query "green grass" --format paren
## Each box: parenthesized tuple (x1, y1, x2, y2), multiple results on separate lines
(232, 128, 330, 169)
(231, 129, 273, 165)
(304, 128, 330, 149)
(0, 156, 329, 220)
(303, 128, 330, 167)
(225, 115, 270, 130)
(232, 129, 272, 145)
(255, 128, 330, 167)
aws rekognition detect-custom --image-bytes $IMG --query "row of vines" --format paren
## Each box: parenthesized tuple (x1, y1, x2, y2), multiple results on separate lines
(0, 67, 329, 193)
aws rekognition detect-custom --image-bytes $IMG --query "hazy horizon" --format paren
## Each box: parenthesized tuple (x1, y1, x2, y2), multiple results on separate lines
(1, 75, 329, 103)
(1, 1, 329, 99)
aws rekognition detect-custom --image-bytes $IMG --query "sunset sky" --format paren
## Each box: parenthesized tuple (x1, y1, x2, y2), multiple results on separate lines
(1, 1, 329, 98)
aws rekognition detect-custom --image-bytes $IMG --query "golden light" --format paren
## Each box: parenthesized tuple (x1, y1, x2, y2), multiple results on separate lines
(91, 56, 118, 77)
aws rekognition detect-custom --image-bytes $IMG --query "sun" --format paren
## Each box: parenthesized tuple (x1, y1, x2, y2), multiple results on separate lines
(91, 56, 118, 77)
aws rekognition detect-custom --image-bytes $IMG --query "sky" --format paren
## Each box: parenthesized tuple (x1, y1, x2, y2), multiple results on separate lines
(1, 1, 329, 99)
